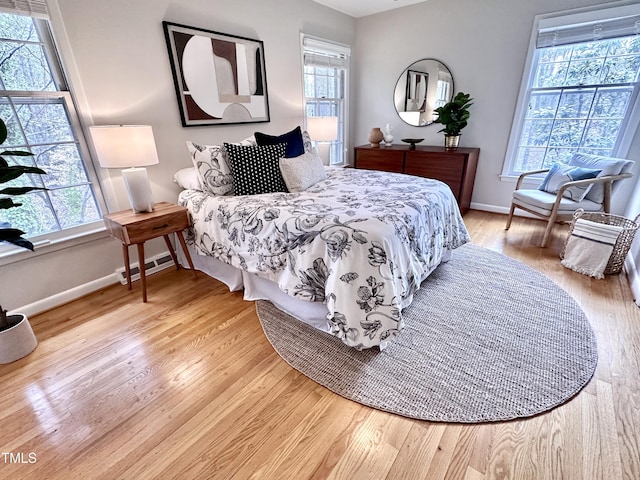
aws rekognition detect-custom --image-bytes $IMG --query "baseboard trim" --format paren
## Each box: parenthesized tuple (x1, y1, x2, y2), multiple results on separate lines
(12, 249, 175, 317)
(470, 202, 509, 214)
(12, 273, 120, 318)
(625, 256, 640, 307)
(470, 202, 539, 219)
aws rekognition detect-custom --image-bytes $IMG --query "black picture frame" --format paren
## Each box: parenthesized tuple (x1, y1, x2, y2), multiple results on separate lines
(162, 21, 270, 127)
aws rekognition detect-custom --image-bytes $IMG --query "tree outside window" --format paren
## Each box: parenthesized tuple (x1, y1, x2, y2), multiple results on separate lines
(0, 12, 101, 242)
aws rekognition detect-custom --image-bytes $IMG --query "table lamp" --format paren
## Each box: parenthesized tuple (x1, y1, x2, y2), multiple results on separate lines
(89, 125, 159, 213)
(306, 116, 338, 166)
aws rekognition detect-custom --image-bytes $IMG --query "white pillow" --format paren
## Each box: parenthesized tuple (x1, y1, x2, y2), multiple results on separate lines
(279, 151, 327, 192)
(173, 167, 201, 190)
(538, 163, 602, 202)
(186, 136, 256, 196)
(569, 153, 634, 204)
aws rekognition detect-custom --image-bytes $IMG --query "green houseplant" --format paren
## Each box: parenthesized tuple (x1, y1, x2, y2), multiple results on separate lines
(433, 92, 473, 150)
(0, 116, 47, 362)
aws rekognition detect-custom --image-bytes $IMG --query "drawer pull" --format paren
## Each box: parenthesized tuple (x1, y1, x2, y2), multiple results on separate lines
(152, 223, 169, 230)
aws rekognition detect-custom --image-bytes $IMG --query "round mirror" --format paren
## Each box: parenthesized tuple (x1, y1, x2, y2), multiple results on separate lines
(393, 59, 454, 127)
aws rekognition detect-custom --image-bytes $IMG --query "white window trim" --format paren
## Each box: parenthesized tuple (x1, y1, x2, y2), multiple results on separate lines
(0, 0, 111, 263)
(500, 2, 640, 181)
(0, 221, 108, 267)
(300, 33, 350, 166)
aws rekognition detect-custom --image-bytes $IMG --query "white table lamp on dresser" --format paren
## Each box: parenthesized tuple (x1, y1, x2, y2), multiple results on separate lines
(89, 125, 159, 213)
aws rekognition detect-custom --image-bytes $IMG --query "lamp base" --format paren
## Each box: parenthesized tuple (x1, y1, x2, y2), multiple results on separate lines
(316, 142, 331, 166)
(122, 167, 154, 213)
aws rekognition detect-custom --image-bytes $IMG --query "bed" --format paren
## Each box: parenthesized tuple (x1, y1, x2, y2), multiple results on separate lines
(176, 156, 469, 350)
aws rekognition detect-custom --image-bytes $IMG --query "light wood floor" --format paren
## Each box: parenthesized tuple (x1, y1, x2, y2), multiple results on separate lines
(1, 210, 639, 480)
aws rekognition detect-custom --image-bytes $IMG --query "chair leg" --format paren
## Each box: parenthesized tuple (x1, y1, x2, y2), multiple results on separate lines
(505, 203, 516, 230)
(541, 213, 558, 248)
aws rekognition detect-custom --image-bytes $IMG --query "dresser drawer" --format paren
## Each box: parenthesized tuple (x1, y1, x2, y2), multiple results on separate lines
(122, 210, 189, 244)
(352, 145, 479, 213)
(354, 148, 404, 173)
(404, 155, 465, 198)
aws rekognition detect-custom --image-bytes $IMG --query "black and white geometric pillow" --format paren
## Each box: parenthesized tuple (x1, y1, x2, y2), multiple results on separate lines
(224, 143, 288, 196)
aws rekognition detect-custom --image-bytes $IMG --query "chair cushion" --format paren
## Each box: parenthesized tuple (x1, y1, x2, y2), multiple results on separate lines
(513, 189, 602, 216)
(538, 163, 602, 202)
(569, 153, 634, 204)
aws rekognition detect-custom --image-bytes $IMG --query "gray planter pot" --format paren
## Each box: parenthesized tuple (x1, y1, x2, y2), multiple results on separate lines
(0, 314, 38, 364)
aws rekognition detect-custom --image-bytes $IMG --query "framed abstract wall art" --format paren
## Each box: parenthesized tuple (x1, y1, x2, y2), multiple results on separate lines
(162, 21, 270, 127)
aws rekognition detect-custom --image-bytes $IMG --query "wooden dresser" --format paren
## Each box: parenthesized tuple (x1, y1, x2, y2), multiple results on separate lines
(353, 145, 480, 213)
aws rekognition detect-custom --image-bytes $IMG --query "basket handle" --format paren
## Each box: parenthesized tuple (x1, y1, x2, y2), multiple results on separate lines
(573, 208, 585, 220)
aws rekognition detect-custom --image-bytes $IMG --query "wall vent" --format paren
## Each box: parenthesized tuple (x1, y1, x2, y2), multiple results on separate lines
(115, 251, 176, 285)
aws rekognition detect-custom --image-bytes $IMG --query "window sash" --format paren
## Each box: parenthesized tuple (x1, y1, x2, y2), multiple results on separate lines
(301, 34, 350, 166)
(0, 12, 106, 251)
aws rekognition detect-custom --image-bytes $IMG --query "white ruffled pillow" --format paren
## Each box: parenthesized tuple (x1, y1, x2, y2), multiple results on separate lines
(279, 151, 327, 192)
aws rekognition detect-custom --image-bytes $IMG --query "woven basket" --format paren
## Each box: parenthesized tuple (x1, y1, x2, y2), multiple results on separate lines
(561, 209, 640, 275)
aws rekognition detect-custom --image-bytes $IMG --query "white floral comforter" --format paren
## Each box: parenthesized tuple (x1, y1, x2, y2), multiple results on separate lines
(179, 167, 469, 349)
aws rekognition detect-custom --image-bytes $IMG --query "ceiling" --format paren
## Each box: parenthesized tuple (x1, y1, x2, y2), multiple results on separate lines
(311, 0, 429, 18)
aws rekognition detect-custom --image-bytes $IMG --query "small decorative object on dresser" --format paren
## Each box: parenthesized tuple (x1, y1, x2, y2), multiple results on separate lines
(368, 127, 384, 147)
(433, 92, 473, 150)
(401, 138, 424, 150)
(383, 123, 394, 146)
(103, 202, 198, 302)
(353, 144, 480, 213)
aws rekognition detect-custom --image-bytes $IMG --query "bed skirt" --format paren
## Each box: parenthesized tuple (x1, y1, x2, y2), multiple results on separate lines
(177, 242, 452, 347)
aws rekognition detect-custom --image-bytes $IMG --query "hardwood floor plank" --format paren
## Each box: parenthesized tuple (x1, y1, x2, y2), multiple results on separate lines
(266, 395, 369, 480)
(386, 423, 446, 480)
(324, 410, 407, 480)
(1, 210, 639, 479)
(596, 380, 624, 480)
(582, 392, 603, 480)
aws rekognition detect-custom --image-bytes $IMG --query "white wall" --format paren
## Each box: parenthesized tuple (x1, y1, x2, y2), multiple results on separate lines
(6, 0, 639, 313)
(624, 130, 640, 304)
(352, 0, 640, 214)
(2, 0, 355, 312)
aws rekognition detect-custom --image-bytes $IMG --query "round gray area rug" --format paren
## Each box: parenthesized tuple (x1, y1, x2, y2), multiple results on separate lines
(256, 243, 598, 423)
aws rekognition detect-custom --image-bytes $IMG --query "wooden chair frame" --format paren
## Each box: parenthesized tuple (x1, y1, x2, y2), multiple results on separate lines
(505, 169, 632, 247)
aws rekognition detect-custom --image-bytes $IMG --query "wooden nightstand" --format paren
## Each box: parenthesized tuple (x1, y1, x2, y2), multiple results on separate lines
(103, 201, 197, 302)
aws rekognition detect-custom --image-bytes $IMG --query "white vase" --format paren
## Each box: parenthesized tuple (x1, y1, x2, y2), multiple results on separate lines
(384, 134, 394, 146)
(0, 314, 38, 364)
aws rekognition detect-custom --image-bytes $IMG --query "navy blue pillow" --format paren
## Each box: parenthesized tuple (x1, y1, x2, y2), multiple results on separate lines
(254, 126, 304, 158)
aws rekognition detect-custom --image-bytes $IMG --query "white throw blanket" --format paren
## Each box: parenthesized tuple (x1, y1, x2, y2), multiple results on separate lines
(561, 218, 623, 279)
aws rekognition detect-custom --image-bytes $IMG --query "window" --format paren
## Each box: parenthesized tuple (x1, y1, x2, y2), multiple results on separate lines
(301, 35, 350, 166)
(0, 6, 102, 248)
(503, 5, 640, 177)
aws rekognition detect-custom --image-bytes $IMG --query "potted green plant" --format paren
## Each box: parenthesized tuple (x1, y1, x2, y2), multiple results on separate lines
(433, 92, 473, 150)
(0, 116, 47, 363)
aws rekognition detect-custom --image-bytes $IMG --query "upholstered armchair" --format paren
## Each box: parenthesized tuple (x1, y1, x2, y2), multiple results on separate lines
(505, 154, 634, 247)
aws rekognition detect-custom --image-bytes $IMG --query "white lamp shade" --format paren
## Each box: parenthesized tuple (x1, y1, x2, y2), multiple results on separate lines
(89, 125, 159, 168)
(306, 116, 338, 142)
